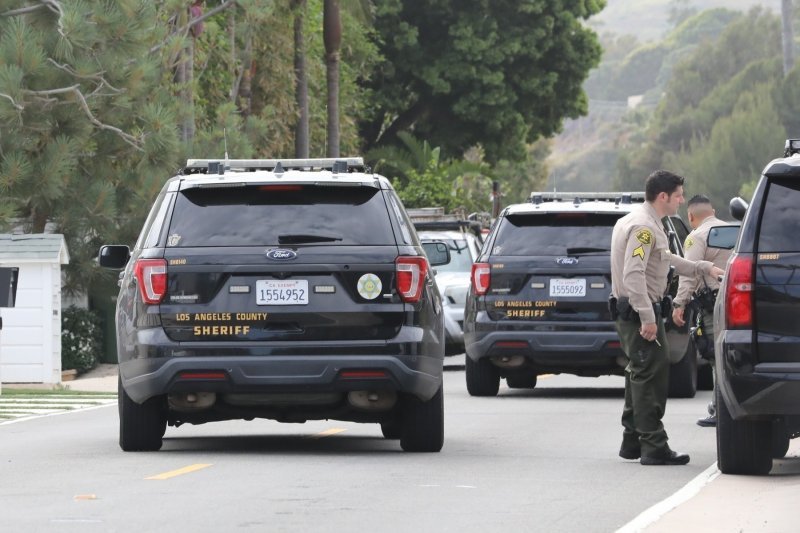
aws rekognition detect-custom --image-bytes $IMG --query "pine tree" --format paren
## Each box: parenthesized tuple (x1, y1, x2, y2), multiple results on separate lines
(0, 1, 181, 293)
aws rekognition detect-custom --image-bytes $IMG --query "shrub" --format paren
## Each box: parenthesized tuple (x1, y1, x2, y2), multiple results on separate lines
(61, 306, 103, 374)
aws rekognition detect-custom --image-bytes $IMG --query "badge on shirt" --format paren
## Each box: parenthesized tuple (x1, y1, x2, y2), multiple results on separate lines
(685, 237, 694, 249)
(636, 229, 653, 245)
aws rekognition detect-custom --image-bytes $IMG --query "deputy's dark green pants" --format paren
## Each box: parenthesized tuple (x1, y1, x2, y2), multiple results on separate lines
(616, 317, 670, 456)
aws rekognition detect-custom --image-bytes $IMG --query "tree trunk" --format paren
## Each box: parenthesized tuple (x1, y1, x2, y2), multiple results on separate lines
(177, 7, 195, 146)
(782, 0, 795, 76)
(323, 0, 341, 157)
(237, 37, 254, 119)
(294, 0, 309, 158)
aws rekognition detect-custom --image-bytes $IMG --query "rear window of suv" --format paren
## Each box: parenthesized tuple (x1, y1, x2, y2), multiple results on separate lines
(492, 212, 622, 256)
(758, 178, 800, 252)
(166, 185, 396, 247)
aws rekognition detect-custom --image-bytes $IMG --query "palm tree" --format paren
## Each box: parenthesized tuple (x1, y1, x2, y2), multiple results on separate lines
(293, 0, 310, 157)
(323, 0, 342, 157)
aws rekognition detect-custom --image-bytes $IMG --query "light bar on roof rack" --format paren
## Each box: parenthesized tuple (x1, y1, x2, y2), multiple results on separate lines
(183, 157, 366, 174)
(529, 192, 645, 205)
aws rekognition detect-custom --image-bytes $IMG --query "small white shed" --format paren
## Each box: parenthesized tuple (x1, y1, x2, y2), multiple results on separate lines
(0, 234, 70, 384)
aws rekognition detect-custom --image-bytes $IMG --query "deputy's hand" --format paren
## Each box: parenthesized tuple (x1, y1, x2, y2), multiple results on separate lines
(711, 266, 725, 280)
(640, 322, 658, 342)
(672, 307, 685, 327)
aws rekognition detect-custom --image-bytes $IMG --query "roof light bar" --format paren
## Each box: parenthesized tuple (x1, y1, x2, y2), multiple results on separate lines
(184, 157, 366, 174)
(528, 192, 645, 204)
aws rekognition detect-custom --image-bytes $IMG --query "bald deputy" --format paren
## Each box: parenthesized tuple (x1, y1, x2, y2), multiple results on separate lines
(610, 170, 725, 466)
(672, 195, 733, 428)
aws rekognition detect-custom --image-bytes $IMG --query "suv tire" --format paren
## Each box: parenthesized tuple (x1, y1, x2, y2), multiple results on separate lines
(771, 421, 791, 459)
(716, 386, 772, 475)
(119, 377, 167, 452)
(380, 418, 401, 440)
(400, 386, 444, 452)
(466, 356, 500, 396)
(506, 374, 537, 389)
(697, 363, 714, 391)
(668, 341, 697, 398)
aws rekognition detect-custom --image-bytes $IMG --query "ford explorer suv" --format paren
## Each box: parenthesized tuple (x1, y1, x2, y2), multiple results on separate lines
(463, 192, 702, 397)
(99, 158, 448, 453)
(713, 139, 800, 475)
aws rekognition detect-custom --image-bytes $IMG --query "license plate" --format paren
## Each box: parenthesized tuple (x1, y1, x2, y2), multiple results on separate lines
(256, 280, 309, 305)
(549, 278, 586, 297)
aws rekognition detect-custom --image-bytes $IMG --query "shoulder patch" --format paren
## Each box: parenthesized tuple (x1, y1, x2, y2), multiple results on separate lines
(635, 229, 653, 245)
(685, 237, 694, 249)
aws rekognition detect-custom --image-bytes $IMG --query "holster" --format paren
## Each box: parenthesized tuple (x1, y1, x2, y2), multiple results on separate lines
(693, 287, 718, 313)
(614, 296, 666, 323)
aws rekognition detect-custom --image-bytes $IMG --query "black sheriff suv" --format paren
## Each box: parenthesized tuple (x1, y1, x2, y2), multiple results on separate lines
(463, 192, 705, 397)
(713, 139, 800, 475)
(99, 158, 449, 453)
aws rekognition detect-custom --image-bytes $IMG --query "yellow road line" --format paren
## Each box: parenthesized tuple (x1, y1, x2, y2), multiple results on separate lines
(146, 463, 213, 480)
(307, 428, 347, 439)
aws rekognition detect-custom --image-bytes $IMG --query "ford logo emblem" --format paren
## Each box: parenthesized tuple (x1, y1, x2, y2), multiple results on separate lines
(266, 249, 297, 261)
(556, 257, 579, 265)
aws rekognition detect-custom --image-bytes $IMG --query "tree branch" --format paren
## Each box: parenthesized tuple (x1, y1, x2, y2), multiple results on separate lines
(0, 92, 24, 110)
(23, 85, 144, 151)
(149, 0, 239, 55)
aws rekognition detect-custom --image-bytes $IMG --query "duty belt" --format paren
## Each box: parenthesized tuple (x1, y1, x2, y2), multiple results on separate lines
(608, 296, 671, 322)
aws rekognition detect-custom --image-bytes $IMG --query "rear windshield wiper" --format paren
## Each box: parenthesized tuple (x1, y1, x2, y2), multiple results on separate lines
(278, 233, 343, 244)
(565, 247, 609, 255)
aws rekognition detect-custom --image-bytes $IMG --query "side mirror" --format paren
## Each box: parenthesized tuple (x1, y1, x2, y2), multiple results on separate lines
(98, 245, 131, 269)
(707, 225, 740, 250)
(422, 241, 451, 267)
(729, 197, 748, 221)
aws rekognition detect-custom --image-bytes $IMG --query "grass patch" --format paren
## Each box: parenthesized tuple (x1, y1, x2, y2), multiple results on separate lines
(1, 388, 116, 397)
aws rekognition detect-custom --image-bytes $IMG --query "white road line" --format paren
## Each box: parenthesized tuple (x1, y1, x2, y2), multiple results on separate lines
(0, 402, 117, 426)
(616, 463, 720, 533)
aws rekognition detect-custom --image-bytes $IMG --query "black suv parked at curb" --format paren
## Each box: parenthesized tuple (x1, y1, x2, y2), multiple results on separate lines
(463, 192, 705, 397)
(99, 158, 448, 453)
(714, 140, 800, 475)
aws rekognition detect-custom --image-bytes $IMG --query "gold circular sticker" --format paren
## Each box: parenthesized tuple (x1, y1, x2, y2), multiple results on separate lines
(357, 273, 382, 300)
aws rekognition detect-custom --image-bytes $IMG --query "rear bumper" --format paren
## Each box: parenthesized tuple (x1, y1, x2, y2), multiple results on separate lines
(119, 327, 443, 404)
(464, 318, 624, 375)
(717, 329, 800, 420)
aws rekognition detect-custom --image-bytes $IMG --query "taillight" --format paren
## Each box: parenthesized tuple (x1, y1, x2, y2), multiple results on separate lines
(725, 254, 753, 329)
(395, 256, 428, 303)
(471, 262, 491, 296)
(134, 258, 167, 304)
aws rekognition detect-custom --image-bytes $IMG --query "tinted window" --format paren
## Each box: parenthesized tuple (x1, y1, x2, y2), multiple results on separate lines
(167, 185, 395, 247)
(492, 213, 622, 256)
(759, 179, 800, 252)
(430, 239, 473, 273)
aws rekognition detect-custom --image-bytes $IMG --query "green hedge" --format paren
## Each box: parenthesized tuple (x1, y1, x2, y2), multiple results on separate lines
(61, 306, 103, 374)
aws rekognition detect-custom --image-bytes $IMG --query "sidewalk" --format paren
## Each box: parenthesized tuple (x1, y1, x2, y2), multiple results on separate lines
(66, 363, 119, 393)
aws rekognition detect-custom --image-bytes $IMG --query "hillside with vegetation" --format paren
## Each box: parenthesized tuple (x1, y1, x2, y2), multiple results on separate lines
(547, 2, 798, 215)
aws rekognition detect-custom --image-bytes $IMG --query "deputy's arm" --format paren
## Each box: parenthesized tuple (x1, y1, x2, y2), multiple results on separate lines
(673, 234, 706, 307)
(622, 225, 656, 324)
(670, 251, 713, 279)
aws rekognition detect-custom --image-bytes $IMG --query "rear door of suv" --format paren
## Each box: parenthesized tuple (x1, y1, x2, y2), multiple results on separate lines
(752, 177, 800, 364)
(481, 212, 620, 326)
(157, 182, 405, 343)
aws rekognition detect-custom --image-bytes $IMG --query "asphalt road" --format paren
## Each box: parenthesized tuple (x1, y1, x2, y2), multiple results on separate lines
(0, 368, 793, 532)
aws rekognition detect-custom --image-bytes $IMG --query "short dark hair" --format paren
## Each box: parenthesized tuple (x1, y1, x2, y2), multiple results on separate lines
(687, 194, 711, 208)
(645, 170, 684, 202)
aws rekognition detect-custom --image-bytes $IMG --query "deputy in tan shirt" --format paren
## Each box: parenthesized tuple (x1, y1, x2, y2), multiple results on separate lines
(672, 196, 732, 320)
(611, 170, 724, 466)
(671, 195, 733, 428)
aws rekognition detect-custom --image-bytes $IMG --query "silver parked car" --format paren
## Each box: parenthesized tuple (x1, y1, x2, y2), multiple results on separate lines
(418, 229, 482, 354)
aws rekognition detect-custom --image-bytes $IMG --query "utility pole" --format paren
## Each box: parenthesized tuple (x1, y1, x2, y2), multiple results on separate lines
(782, 0, 795, 76)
